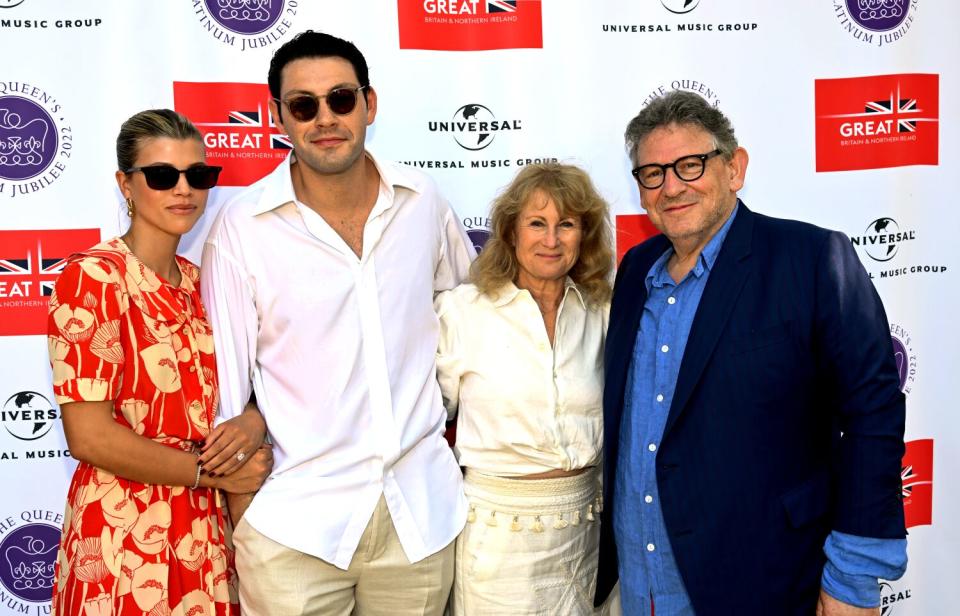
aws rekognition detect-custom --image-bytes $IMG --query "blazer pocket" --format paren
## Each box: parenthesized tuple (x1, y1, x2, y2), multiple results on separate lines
(727, 321, 793, 355)
(779, 471, 831, 528)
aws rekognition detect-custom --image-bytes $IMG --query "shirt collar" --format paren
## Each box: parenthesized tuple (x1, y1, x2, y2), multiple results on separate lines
(491, 277, 585, 309)
(248, 149, 421, 217)
(646, 201, 740, 289)
(109, 237, 198, 294)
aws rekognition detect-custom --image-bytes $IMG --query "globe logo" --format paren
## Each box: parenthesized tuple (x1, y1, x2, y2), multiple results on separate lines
(661, 0, 701, 14)
(452, 104, 498, 151)
(2, 391, 58, 441)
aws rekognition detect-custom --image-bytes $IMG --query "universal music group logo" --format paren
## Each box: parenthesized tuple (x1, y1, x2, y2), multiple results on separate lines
(0, 82, 72, 200)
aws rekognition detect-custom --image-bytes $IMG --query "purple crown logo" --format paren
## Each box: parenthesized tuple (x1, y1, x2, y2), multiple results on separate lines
(205, 0, 283, 35)
(0, 97, 57, 182)
(466, 228, 491, 254)
(846, 0, 911, 32)
(891, 336, 908, 392)
(0, 524, 60, 603)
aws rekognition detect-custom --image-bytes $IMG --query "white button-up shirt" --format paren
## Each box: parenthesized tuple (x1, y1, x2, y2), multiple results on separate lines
(201, 152, 474, 568)
(435, 281, 608, 476)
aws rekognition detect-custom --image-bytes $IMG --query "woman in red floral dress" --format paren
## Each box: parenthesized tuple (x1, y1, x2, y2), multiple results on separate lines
(47, 109, 272, 616)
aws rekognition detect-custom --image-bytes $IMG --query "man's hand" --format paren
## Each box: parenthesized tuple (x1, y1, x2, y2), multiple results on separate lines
(816, 588, 880, 616)
(226, 491, 256, 527)
(198, 403, 267, 476)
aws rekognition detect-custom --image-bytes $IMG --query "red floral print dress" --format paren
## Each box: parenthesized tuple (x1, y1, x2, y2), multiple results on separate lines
(47, 238, 238, 616)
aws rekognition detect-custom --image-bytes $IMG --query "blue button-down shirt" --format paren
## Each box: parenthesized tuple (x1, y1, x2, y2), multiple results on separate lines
(613, 204, 906, 614)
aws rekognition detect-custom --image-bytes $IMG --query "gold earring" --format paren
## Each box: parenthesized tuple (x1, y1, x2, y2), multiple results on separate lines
(126, 198, 135, 218)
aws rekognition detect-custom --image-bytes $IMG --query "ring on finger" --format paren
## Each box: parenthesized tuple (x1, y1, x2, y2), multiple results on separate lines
(236, 451, 246, 462)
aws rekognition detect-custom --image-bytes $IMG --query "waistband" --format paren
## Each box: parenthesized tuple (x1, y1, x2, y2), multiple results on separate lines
(463, 467, 602, 532)
(465, 467, 599, 497)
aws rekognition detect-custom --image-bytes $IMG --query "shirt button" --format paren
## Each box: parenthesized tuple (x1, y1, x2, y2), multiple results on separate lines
(644, 495, 653, 504)
(648, 443, 657, 452)
(647, 543, 656, 552)
(656, 394, 664, 402)
(661, 344, 669, 353)
(667, 296, 676, 305)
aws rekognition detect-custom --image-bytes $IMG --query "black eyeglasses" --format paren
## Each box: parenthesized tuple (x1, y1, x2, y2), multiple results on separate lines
(125, 164, 222, 191)
(631, 149, 723, 189)
(276, 86, 368, 122)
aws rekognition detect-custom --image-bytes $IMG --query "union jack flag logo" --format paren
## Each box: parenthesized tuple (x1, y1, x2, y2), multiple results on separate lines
(227, 110, 264, 126)
(270, 135, 292, 149)
(487, 0, 517, 12)
(901, 463, 932, 499)
(197, 104, 282, 133)
(0, 243, 68, 297)
(865, 94, 920, 133)
(900, 438, 934, 528)
(819, 82, 932, 132)
(0, 229, 100, 336)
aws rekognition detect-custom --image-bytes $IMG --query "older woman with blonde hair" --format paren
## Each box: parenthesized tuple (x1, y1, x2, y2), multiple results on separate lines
(436, 162, 613, 615)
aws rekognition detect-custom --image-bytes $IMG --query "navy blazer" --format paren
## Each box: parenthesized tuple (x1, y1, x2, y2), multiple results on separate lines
(595, 204, 906, 615)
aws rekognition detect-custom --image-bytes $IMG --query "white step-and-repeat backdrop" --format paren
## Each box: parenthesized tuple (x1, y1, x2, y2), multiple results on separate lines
(1, 1, 955, 613)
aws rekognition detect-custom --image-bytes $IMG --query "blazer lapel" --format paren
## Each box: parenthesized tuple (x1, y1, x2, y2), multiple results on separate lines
(663, 205, 755, 437)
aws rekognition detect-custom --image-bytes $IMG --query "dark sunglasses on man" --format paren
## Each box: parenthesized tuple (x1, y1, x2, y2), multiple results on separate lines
(124, 164, 222, 191)
(275, 86, 368, 122)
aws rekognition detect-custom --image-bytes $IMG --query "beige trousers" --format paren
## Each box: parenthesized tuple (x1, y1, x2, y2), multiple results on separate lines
(233, 496, 455, 616)
(452, 468, 603, 615)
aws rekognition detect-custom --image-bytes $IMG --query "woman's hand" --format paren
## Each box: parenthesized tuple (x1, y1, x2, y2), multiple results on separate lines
(198, 403, 266, 476)
(207, 445, 273, 494)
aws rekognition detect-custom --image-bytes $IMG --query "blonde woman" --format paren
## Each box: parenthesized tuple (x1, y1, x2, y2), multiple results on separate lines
(436, 163, 613, 615)
(48, 109, 271, 615)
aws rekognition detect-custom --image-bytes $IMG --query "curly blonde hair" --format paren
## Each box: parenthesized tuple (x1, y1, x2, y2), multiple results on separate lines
(470, 163, 613, 305)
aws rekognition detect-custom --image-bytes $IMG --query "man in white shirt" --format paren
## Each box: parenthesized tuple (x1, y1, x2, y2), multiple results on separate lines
(201, 30, 475, 615)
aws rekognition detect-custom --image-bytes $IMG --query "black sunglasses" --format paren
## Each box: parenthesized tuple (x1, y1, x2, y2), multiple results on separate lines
(276, 86, 368, 122)
(125, 164, 222, 191)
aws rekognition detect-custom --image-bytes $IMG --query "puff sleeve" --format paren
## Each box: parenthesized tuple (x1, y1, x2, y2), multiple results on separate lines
(48, 256, 127, 405)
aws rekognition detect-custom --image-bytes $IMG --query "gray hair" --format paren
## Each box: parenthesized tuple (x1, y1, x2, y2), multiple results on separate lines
(624, 91, 738, 165)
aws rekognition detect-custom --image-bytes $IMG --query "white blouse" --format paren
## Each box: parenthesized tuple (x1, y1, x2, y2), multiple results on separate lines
(435, 280, 608, 477)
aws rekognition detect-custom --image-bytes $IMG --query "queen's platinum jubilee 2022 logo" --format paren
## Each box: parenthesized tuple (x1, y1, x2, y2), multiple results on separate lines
(193, 0, 297, 51)
(834, 0, 918, 47)
(0, 82, 72, 200)
(0, 510, 62, 611)
(0, 99, 55, 180)
(846, 0, 910, 31)
(205, 0, 283, 35)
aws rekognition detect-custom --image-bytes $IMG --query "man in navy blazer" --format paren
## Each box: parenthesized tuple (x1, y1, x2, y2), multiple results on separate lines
(595, 91, 907, 616)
